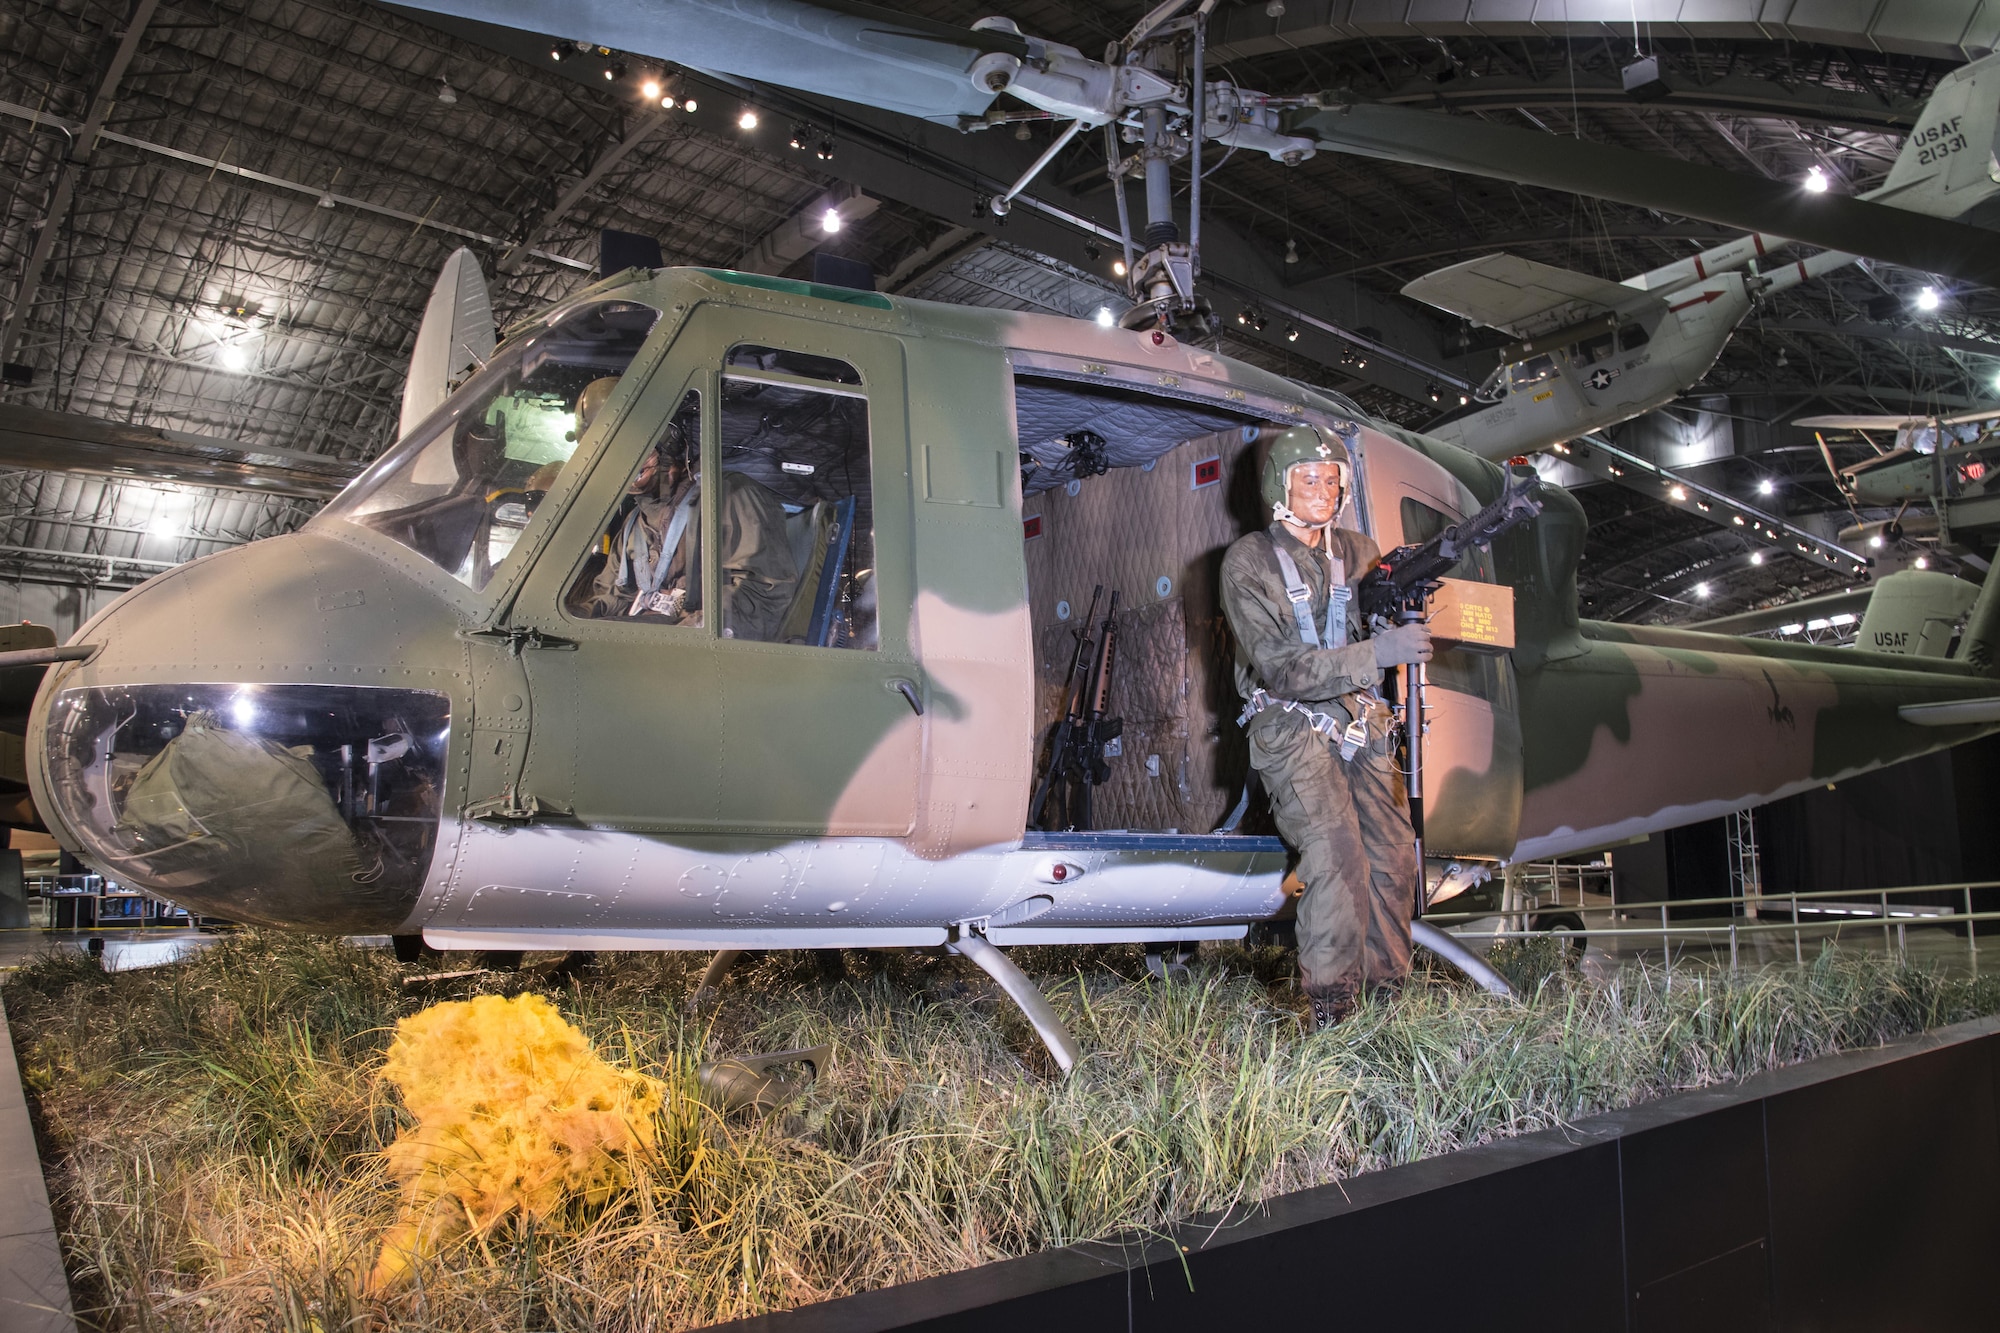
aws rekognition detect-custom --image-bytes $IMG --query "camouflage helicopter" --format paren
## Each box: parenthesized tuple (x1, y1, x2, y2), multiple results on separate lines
(1408, 51, 2000, 464)
(20, 260, 2000, 1070)
(19, 3, 2000, 1070)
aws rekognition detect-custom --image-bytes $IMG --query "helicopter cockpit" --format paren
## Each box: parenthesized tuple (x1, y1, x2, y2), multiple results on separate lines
(318, 299, 664, 590)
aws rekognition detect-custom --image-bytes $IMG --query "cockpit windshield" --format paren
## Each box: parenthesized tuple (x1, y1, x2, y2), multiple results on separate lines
(317, 299, 663, 589)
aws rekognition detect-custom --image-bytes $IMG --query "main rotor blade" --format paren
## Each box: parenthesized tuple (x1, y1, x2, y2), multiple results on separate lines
(390, 0, 1021, 124)
(1295, 103, 2000, 288)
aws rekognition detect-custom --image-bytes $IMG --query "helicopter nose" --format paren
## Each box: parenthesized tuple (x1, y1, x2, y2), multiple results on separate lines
(26, 535, 459, 933)
(38, 681, 452, 931)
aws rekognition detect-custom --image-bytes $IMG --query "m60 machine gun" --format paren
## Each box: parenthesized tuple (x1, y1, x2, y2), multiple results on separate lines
(1357, 471, 1544, 914)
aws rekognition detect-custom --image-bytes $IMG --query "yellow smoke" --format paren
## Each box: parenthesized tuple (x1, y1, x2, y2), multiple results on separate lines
(366, 993, 665, 1294)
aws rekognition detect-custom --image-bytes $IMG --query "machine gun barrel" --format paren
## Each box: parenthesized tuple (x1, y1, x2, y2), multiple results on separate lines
(1358, 471, 1544, 621)
(1075, 591, 1123, 828)
(1028, 585, 1103, 830)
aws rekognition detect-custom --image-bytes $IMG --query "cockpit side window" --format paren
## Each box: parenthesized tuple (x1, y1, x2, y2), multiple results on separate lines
(1570, 331, 1615, 368)
(318, 299, 663, 590)
(717, 345, 877, 650)
(1512, 354, 1559, 388)
(1617, 322, 1650, 351)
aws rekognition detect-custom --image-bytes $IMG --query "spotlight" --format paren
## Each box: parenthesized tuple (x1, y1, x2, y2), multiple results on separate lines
(603, 61, 625, 82)
(1917, 285, 1941, 311)
(549, 43, 567, 61)
(1757, 477, 1775, 495)
(1804, 165, 1828, 193)
(1733, 514, 1746, 525)
(737, 107, 759, 130)
(1236, 309, 1251, 326)
(789, 124, 807, 150)
(660, 94, 678, 110)
(681, 95, 697, 112)
(1669, 484, 1687, 501)
(219, 344, 249, 372)
(1084, 243, 1101, 262)
(1459, 394, 1469, 405)
(816, 137, 834, 160)
(1285, 324, 1299, 342)
(1112, 258, 1127, 277)
(1095, 307, 1115, 328)
(1751, 553, 1765, 565)
(1695, 582, 1710, 598)
(1252, 312, 1266, 332)
(1428, 383, 1441, 402)
(641, 77, 662, 100)
(1916, 555, 1929, 568)
(1355, 356, 1367, 369)
(1869, 534, 1884, 548)
(437, 76, 457, 104)
(820, 207, 842, 235)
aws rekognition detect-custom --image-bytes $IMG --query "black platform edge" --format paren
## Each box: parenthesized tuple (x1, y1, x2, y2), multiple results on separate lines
(713, 1012, 2000, 1333)
(0, 994, 77, 1333)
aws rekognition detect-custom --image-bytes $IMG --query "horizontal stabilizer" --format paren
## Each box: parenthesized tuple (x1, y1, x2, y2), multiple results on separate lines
(1401, 252, 1660, 337)
(1899, 698, 2000, 726)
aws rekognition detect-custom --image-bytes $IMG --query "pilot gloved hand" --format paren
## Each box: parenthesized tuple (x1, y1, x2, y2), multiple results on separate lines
(1371, 622, 1434, 668)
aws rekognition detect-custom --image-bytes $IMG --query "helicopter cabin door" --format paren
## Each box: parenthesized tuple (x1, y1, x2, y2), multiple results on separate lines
(504, 308, 922, 838)
(1358, 438, 1524, 858)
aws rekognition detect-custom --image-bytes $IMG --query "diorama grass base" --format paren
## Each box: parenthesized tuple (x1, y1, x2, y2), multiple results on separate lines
(5, 933, 1998, 1332)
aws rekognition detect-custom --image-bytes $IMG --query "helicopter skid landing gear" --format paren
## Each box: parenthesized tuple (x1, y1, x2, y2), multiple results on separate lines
(948, 926, 1083, 1075)
(690, 948, 745, 1008)
(1411, 920, 1514, 998)
(1144, 940, 1198, 981)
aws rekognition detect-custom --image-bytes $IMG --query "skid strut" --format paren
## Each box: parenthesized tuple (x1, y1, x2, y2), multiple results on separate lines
(1411, 920, 1514, 997)
(949, 926, 1083, 1074)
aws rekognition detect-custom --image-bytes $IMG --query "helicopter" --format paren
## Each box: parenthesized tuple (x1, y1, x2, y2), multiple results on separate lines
(19, 260, 2000, 1072)
(18, 4, 2000, 1072)
(1407, 50, 2000, 464)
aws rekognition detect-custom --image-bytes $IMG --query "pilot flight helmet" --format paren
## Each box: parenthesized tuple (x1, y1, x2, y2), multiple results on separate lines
(1259, 424, 1352, 519)
(575, 376, 621, 437)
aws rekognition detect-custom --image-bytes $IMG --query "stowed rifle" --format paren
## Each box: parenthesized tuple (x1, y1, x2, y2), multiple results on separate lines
(1356, 470, 1544, 915)
(1028, 586, 1123, 831)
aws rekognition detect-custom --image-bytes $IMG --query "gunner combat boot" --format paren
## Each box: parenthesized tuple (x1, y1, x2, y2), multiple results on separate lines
(1304, 983, 1357, 1031)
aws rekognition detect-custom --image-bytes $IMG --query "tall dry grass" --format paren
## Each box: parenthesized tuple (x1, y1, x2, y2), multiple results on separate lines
(6, 932, 1996, 1332)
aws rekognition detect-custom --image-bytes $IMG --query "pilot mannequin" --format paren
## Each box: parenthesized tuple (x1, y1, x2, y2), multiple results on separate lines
(1219, 424, 1433, 1029)
(577, 411, 798, 639)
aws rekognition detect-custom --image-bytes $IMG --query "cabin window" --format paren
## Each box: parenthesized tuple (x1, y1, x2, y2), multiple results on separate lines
(1617, 322, 1650, 351)
(1570, 331, 1615, 368)
(718, 346, 877, 649)
(319, 299, 662, 590)
(1512, 354, 1558, 388)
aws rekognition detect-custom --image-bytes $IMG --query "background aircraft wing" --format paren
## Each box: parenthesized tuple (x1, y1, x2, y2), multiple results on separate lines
(385, 0, 1024, 124)
(0, 407, 361, 500)
(1796, 407, 2000, 430)
(1400, 253, 1662, 337)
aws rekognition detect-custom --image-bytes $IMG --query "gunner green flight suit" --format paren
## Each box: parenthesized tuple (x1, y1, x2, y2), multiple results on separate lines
(1221, 522, 1416, 1004)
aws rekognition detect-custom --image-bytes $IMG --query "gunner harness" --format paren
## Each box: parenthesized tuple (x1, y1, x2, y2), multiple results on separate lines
(1236, 536, 1375, 762)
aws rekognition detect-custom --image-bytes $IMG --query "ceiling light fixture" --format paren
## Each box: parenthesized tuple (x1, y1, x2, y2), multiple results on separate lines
(816, 137, 834, 160)
(1668, 483, 1688, 501)
(1757, 477, 1775, 495)
(737, 107, 760, 130)
(1917, 285, 1941, 311)
(1285, 324, 1299, 342)
(1112, 258, 1128, 277)
(1095, 307, 1115, 328)
(1695, 582, 1710, 598)
(1916, 555, 1930, 568)
(437, 76, 457, 104)
(1803, 165, 1829, 193)
(641, 77, 662, 101)
(1751, 553, 1765, 565)
(820, 207, 842, 234)
(219, 344, 248, 372)
(603, 61, 626, 82)
(1284, 238, 1298, 265)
